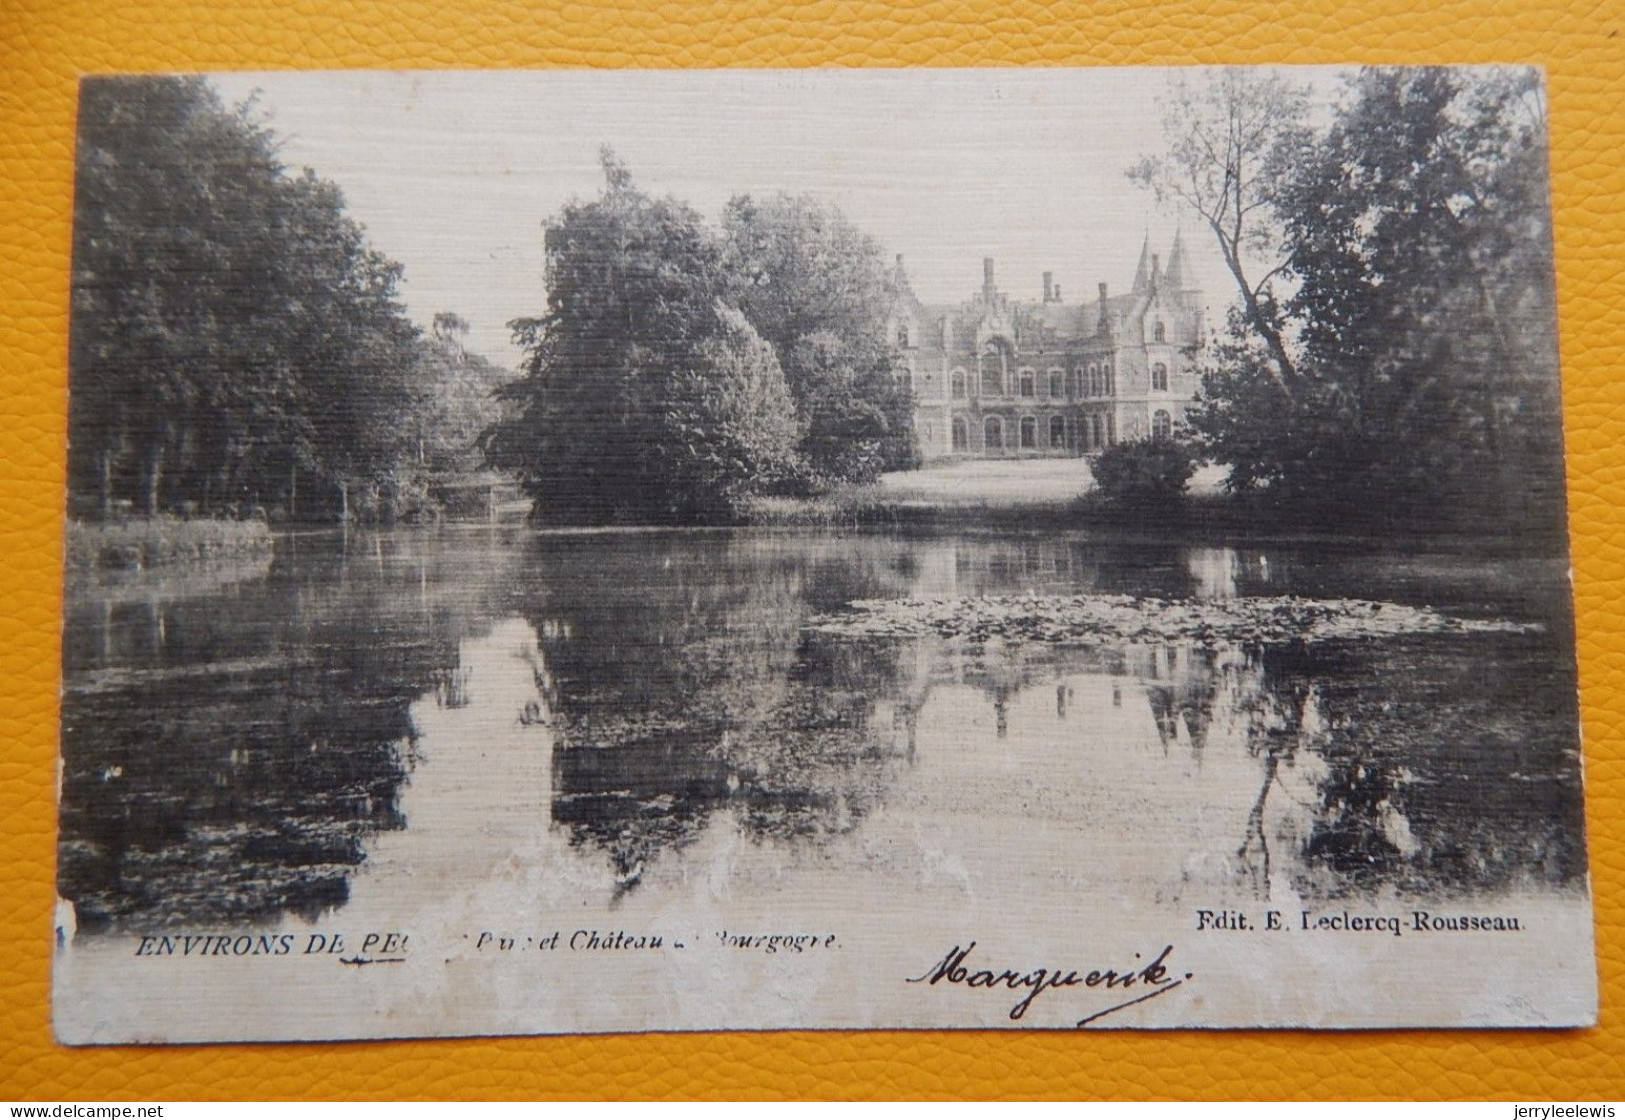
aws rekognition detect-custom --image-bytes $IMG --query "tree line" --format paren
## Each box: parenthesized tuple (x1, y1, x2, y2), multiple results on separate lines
(70, 79, 917, 528)
(485, 151, 918, 525)
(1129, 66, 1564, 534)
(68, 76, 508, 524)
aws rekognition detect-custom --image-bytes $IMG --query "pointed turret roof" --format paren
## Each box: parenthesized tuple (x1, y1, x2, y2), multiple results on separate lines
(1131, 233, 1154, 293)
(886, 253, 924, 316)
(1163, 228, 1194, 291)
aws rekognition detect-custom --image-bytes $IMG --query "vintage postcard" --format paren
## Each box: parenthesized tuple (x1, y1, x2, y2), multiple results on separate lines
(54, 66, 1594, 1042)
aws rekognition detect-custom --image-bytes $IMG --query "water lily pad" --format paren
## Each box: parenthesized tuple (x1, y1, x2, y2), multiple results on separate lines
(806, 594, 1536, 647)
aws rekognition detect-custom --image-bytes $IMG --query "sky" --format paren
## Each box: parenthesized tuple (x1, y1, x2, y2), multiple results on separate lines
(205, 67, 1349, 367)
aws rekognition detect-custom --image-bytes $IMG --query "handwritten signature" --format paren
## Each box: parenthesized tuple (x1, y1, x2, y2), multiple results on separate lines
(906, 942, 1191, 1027)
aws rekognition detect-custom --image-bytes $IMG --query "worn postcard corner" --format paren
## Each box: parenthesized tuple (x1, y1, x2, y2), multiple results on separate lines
(54, 65, 1595, 1043)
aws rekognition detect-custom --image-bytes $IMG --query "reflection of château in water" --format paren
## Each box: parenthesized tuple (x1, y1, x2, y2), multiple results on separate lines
(901, 536, 1266, 601)
(535, 534, 1585, 903)
(887, 233, 1202, 460)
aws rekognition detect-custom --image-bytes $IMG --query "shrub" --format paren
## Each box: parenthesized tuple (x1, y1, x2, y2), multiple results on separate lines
(1090, 438, 1196, 506)
(66, 515, 273, 573)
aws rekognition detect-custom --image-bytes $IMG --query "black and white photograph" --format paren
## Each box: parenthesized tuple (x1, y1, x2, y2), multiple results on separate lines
(54, 65, 1594, 1041)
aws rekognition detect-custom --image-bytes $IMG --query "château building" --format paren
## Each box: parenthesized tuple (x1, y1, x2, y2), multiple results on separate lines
(886, 233, 1203, 460)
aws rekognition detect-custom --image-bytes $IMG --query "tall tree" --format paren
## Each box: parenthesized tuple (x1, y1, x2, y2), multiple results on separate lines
(1184, 66, 1563, 528)
(490, 151, 803, 524)
(71, 77, 283, 515)
(69, 76, 426, 522)
(1128, 69, 1314, 395)
(1278, 66, 1559, 518)
(410, 314, 512, 476)
(722, 193, 917, 482)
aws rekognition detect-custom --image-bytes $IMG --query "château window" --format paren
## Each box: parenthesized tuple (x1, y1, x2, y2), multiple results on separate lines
(1152, 362, 1168, 392)
(1049, 370, 1064, 397)
(1020, 371, 1035, 398)
(897, 367, 912, 391)
(984, 416, 1004, 450)
(952, 417, 968, 451)
(1020, 416, 1037, 449)
(897, 324, 910, 347)
(980, 340, 1008, 396)
(1049, 415, 1066, 448)
(1153, 321, 1166, 343)
(1152, 409, 1173, 441)
(1104, 363, 1115, 396)
(1092, 414, 1104, 448)
(1089, 365, 1103, 397)
(1067, 370, 1080, 398)
(951, 369, 966, 398)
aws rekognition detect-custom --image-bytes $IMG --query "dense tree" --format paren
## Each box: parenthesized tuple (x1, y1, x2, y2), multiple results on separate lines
(784, 331, 898, 485)
(490, 152, 803, 524)
(69, 76, 425, 522)
(1269, 67, 1561, 521)
(722, 193, 918, 482)
(1147, 66, 1564, 530)
(1089, 436, 1197, 510)
(654, 303, 804, 519)
(409, 314, 512, 477)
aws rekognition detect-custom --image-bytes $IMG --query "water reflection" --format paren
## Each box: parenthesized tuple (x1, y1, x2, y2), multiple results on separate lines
(58, 530, 521, 932)
(57, 529, 1586, 933)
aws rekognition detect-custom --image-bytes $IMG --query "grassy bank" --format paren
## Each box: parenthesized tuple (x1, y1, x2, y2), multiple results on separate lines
(66, 515, 274, 574)
(736, 459, 1102, 529)
(735, 459, 1568, 553)
(737, 489, 1084, 531)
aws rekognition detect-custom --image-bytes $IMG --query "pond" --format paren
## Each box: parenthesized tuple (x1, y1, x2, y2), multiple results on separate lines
(58, 526, 1587, 936)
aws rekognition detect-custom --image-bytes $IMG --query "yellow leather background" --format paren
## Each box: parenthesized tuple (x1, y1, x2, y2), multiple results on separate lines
(4, 0, 1624, 1100)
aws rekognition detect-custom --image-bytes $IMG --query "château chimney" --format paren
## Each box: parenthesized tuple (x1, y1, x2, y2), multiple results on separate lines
(896, 253, 905, 269)
(983, 257, 996, 304)
(1151, 253, 1161, 289)
(1098, 283, 1110, 330)
(1053, 284, 1062, 303)
(1043, 271, 1054, 303)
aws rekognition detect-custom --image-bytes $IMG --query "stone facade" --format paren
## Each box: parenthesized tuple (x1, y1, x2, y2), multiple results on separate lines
(887, 233, 1202, 461)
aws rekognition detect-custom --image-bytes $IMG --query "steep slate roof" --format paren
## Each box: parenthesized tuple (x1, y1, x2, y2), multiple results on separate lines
(1131, 234, 1154, 293)
(1162, 228, 1194, 291)
(886, 255, 926, 319)
(891, 235, 1189, 350)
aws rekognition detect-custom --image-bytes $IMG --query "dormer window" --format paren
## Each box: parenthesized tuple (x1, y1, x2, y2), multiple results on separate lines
(1153, 320, 1166, 343)
(897, 324, 910, 348)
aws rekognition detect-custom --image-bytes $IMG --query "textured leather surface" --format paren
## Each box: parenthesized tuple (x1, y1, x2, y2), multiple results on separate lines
(2, 0, 1623, 1100)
